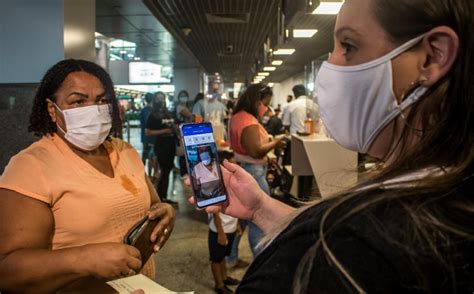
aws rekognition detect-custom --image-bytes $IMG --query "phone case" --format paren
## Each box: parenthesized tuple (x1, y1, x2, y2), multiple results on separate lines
(123, 216, 159, 267)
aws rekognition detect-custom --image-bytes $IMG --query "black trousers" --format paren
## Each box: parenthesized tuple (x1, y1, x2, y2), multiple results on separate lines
(155, 138, 176, 200)
(179, 155, 187, 177)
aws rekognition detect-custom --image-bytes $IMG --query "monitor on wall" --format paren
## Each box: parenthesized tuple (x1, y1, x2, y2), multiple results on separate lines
(129, 61, 171, 84)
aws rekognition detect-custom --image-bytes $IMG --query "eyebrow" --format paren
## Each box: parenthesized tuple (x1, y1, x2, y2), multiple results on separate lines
(67, 92, 107, 100)
(335, 26, 363, 38)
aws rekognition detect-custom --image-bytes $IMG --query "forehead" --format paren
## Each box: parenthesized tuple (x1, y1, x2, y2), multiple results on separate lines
(58, 71, 104, 91)
(336, 0, 386, 38)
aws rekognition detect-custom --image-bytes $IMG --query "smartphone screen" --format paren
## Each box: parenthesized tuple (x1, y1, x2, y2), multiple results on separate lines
(181, 123, 228, 208)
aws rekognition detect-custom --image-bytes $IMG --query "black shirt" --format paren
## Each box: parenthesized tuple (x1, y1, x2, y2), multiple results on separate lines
(237, 177, 474, 293)
(146, 110, 176, 141)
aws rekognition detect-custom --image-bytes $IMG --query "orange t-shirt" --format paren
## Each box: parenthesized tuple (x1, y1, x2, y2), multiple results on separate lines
(229, 111, 269, 162)
(0, 134, 155, 277)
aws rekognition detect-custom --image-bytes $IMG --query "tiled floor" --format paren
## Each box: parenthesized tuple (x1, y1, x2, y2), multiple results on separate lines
(125, 126, 253, 293)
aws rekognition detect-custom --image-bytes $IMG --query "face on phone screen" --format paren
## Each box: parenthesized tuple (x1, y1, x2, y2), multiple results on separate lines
(181, 123, 227, 208)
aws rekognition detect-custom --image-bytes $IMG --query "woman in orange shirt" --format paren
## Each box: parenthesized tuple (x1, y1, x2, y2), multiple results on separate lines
(0, 59, 176, 292)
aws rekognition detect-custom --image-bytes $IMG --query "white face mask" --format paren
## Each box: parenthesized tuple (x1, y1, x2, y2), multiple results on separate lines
(315, 35, 428, 153)
(201, 152, 211, 166)
(53, 103, 113, 151)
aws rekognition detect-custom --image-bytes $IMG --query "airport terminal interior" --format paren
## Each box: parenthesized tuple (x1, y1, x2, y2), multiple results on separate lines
(1, 0, 473, 293)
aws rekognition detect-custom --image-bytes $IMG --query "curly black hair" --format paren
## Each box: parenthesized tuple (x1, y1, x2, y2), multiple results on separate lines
(28, 59, 122, 137)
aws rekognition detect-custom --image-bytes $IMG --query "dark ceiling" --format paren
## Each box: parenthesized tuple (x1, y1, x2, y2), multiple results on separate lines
(97, 0, 338, 84)
(96, 0, 200, 68)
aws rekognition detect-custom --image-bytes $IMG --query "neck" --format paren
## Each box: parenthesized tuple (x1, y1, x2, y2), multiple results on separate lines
(368, 108, 423, 167)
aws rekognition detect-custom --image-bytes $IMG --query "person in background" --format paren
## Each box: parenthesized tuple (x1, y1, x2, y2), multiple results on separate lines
(258, 86, 274, 127)
(175, 90, 193, 180)
(140, 93, 158, 179)
(226, 100, 235, 115)
(279, 95, 293, 120)
(192, 92, 205, 121)
(227, 83, 286, 260)
(193, 0, 474, 292)
(146, 92, 178, 205)
(175, 90, 193, 124)
(206, 92, 228, 123)
(208, 212, 241, 294)
(265, 108, 284, 136)
(275, 104, 282, 113)
(0, 59, 175, 293)
(282, 85, 319, 135)
(282, 85, 318, 199)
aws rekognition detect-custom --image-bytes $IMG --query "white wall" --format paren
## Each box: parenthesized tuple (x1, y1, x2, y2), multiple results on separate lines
(271, 71, 305, 109)
(0, 0, 64, 83)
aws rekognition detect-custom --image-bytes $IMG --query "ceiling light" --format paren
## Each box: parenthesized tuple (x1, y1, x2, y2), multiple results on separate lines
(272, 60, 283, 66)
(312, 2, 344, 15)
(263, 66, 276, 71)
(293, 29, 318, 38)
(258, 72, 270, 76)
(273, 49, 295, 55)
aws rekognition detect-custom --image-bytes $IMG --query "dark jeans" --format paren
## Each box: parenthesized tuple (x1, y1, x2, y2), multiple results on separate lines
(179, 155, 187, 177)
(155, 138, 176, 200)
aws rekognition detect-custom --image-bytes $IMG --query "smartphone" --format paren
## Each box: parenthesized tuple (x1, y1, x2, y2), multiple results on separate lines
(180, 122, 228, 208)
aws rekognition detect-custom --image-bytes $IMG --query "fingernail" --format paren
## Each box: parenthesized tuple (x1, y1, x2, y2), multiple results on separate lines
(154, 245, 160, 252)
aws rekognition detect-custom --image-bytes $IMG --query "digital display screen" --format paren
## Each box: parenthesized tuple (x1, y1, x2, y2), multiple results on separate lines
(182, 123, 227, 207)
(129, 62, 171, 84)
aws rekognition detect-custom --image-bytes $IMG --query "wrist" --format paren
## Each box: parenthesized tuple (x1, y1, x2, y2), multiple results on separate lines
(252, 191, 294, 234)
(74, 245, 93, 276)
(250, 189, 270, 224)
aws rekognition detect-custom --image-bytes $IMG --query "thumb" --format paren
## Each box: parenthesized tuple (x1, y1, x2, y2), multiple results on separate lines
(223, 159, 239, 173)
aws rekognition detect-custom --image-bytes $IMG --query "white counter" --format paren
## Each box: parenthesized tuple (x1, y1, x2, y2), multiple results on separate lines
(291, 134, 358, 198)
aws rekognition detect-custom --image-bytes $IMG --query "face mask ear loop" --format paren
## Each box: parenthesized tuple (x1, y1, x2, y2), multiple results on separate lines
(397, 80, 426, 133)
(47, 99, 67, 135)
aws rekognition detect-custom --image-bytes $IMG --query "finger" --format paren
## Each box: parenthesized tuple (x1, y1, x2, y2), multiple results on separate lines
(188, 196, 195, 205)
(130, 290, 145, 294)
(223, 159, 239, 173)
(147, 204, 171, 220)
(126, 252, 143, 272)
(124, 244, 142, 260)
(204, 206, 222, 214)
(156, 233, 170, 251)
(150, 219, 170, 243)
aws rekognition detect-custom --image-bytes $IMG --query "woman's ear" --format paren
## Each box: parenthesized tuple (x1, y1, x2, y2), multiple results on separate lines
(46, 99, 57, 123)
(418, 26, 459, 86)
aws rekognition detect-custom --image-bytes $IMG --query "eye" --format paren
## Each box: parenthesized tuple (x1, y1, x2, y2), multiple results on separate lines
(98, 96, 109, 104)
(71, 99, 85, 106)
(341, 41, 357, 55)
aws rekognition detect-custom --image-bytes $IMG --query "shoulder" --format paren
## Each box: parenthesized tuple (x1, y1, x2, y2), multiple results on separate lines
(239, 191, 419, 293)
(6, 137, 57, 167)
(231, 112, 258, 129)
(233, 111, 256, 121)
